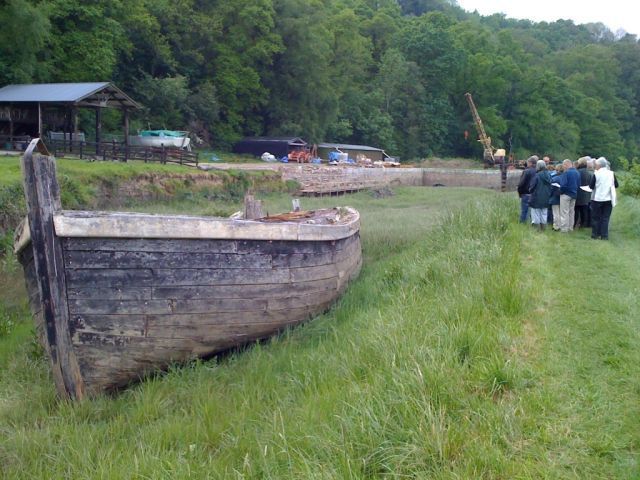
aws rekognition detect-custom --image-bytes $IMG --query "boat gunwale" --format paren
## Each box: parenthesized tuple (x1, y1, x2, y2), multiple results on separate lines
(14, 208, 360, 254)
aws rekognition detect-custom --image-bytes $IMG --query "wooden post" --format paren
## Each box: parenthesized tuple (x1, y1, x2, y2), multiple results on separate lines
(21, 138, 85, 400)
(500, 163, 507, 193)
(123, 108, 129, 161)
(65, 108, 70, 153)
(244, 194, 264, 219)
(9, 103, 14, 147)
(37, 102, 42, 138)
(95, 107, 102, 156)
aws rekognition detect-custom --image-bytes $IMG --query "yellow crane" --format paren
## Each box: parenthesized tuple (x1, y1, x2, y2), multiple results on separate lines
(464, 92, 496, 165)
(465, 92, 512, 192)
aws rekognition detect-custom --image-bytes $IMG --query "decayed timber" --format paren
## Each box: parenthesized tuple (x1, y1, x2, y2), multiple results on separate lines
(16, 139, 362, 400)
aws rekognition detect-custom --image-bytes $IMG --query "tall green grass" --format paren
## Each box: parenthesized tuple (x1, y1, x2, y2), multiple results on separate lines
(1, 188, 638, 478)
(1, 191, 535, 478)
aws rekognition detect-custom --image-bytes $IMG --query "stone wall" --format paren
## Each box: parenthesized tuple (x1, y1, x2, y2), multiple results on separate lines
(201, 162, 523, 193)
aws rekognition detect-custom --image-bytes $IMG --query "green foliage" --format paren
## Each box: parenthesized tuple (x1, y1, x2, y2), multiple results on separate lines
(619, 161, 640, 197)
(0, 0, 50, 84)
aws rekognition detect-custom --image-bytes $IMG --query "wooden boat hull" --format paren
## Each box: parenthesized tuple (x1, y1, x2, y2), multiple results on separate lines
(128, 135, 190, 150)
(15, 139, 361, 399)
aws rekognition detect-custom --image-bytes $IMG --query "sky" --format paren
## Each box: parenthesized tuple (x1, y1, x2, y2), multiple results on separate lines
(456, 0, 640, 37)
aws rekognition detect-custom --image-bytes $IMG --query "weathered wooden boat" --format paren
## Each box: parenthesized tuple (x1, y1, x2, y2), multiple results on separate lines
(128, 130, 191, 150)
(15, 139, 362, 400)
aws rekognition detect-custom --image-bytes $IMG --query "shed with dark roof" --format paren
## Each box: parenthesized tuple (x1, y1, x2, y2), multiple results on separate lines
(233, 137, 307, 158)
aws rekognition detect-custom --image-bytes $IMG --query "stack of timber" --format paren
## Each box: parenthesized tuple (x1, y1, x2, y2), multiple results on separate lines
(15, 139, 362, 400)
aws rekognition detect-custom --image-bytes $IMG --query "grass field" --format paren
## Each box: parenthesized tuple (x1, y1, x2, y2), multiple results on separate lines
(0, 178, 638, 478)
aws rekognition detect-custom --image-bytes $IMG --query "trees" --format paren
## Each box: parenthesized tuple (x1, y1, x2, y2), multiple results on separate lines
(0, 0, 50, 84)
(2, 0, 638, 162)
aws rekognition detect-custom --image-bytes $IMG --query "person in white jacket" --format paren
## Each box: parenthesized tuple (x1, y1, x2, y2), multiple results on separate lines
(588, 157, 618, 240)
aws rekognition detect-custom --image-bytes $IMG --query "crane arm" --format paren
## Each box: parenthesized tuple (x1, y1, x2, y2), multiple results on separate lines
(465, 92, 495, 164)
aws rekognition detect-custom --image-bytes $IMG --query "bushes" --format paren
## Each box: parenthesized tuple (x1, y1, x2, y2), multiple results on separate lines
(617, 157, 640, 197)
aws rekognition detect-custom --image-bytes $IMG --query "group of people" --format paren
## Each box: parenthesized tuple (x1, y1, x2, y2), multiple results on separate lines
(517, 155, 618, 240)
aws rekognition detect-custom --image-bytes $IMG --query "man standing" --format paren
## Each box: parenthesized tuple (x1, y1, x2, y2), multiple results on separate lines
(517, 156, 538, 223)
(558, 159, 580, 232)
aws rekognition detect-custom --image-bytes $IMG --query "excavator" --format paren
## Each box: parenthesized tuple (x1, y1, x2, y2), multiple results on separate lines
(464, 92, 511, 191)
(464, 92, 497, 166)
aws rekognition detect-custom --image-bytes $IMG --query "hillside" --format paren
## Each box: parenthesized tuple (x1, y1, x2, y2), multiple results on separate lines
(2, 0, 639, 162)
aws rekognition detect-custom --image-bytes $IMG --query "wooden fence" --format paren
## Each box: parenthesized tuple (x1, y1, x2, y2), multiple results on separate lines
(47, 139, 198, 166)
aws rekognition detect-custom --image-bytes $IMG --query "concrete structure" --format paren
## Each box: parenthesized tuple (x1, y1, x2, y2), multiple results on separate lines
(203, 163, 523, 194)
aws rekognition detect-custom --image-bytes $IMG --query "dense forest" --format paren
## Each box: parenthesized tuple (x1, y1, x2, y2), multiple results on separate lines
(1, 0, 639, 163)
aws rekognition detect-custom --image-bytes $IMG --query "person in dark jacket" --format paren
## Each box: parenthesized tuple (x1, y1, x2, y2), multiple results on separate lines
(528, 160, 552, 231)
(546, 163, 557, 225)
(575, 156, 593, 228)
(517, 156, 538, 223)
(558, 159, 580, 232)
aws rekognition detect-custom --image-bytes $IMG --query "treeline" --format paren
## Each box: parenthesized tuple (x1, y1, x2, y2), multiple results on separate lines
(2, 0, 640, 163)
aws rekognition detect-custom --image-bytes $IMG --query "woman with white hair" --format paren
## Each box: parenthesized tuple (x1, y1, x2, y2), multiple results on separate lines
(528, 159, 552, 231)
(588, 157, 618, 240)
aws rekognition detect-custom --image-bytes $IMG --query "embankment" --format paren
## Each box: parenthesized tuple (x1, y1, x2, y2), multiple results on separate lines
(0, 160, 294, 239)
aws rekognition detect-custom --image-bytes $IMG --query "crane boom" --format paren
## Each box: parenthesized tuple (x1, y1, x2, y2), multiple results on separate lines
(465, 92, 495, 164)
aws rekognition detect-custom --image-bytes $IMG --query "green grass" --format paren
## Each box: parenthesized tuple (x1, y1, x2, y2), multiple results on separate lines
(0, 186, 639, 478)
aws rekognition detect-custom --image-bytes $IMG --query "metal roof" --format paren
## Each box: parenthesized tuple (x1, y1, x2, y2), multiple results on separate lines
(241, 137, 307, 145)
(0, 82, 141, 109)
(318, 143, 383, 152)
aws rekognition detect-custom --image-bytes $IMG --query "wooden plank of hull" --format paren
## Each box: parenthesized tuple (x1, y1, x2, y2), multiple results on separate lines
(62, 236, 357, 255)
(63, 238, 240, 254)
(67, 287, 154, 301)
(69, 303, 329, 338)
(151, 277, 339, 300)
(64, 250, 274, 270)
(68, 289, 340, 317)
(66, 277, 338, 302)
